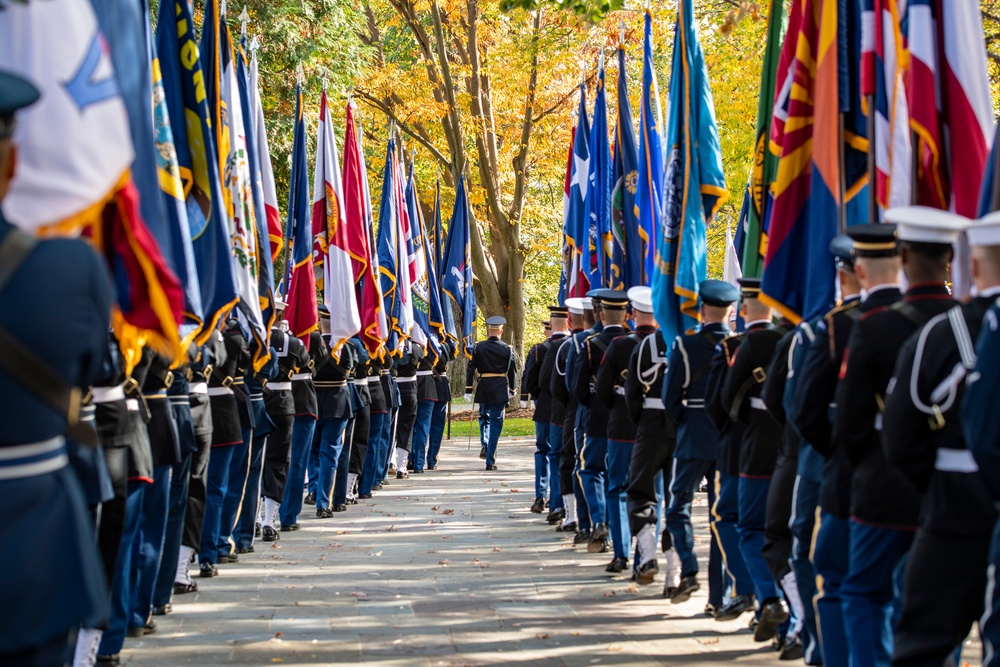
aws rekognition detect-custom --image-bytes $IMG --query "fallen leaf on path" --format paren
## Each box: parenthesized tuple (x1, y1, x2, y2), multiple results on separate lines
(697, 637, 720, 645)
(604, 591, 617, 597)
(442, 509, 455, 515)
(387, 525, 397, 532)
(431, 506, 441, 511)
(349, 592, 367, 598)
(626, 584, 639, 593)
(438, 559, 450, 566)
(509, 488, 520, 493)
(274, 632, 284, 638)
(607, 645, 622, 652)
(471, 558, 481, 565)
(489, 489, 500, 493)
(534, 633, 549, 640)
(492, 547, 502, 552)
(270, 659, 284, 663)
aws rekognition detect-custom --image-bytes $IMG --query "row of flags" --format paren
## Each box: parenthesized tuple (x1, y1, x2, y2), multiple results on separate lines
(0, 0, 478, 370)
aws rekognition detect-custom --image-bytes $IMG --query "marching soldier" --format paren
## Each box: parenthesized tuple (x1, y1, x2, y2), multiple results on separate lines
(465, 316, 516, 470)
(523, 317, 555, 514)
(720, 278, 792, 643)
(278, 326, 320, 528)
(595, 287, 656, 573)
(662, 280, 737, 607)
(575, 290, 629, 554)
(833, 208, 964, 667)
(537, 307, 571, 524)
(359, 352, 390, 495)
(410, 339, 437, 473)
(426, 338, 456, 471)
(392, 339, 421, 478)
(345, 335, 373, 502)
(882, 214, 1000, 664)
(623, 288, 672, 585)
(314, 307, 358, 516)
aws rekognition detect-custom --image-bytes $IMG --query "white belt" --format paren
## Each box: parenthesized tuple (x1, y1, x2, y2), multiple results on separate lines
(416, 370, 434, 376)
(169, 395, 190, 404)
(291, 373, 311, 381)
(0, 436, 68, 481)
(189, 382, 208, 395)
(935, 448, 979, 473)
(750, 397, 767, 410)
(348, 379, 360, 385)
(644, 397, 665, 410)
(614, 386, 625, 396)
(90, 385, 125, 404)
(268, 382, 292, 391)
(684, 398, 705, 408)
(396, 376, 416, 384)
(208, 387, 234, 397)
(126, 399, 140, 412)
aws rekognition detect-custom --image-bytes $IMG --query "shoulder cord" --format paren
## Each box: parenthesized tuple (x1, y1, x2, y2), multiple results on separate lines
(909, 306, 976, 429)
(637, 334, 667, 394)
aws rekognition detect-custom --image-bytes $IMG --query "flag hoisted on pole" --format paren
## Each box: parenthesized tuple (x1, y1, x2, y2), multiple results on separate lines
(155, 0, 238, 348)
(442, 176, 477, 358)
(566, 84, 591, 298)
(652, 0, 728, 342)
(0, 0, 183, 364)
(741, 0, 786, 278)
(432, 182, 458, 343)
(342, 102, 384, 356)
(404, 164, 431, 349)
(283, 80, 318, 347)
(248, 38, 284, 263)
(392, 144, 415, 339)
(611, 43, 640, 292)
(357, 116, 389, 349)
(635, 10, 663, 288)
(376, 140, 403, 355)
(558, 126, 575, 305)
(312, 87, 360, 354)
(762, 0, 869, 323)
(584, 54, 612, 291)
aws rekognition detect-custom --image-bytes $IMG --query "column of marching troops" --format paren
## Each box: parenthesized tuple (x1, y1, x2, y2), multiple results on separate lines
(518, 209, 1000, 666)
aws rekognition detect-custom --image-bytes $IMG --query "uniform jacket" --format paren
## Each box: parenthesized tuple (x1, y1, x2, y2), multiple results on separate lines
(965, 298, 1000, 504)
(368, 354, 389, 414)
(349, 338, 372, 412)
(597, 326, 653, 442)
(466, 336, 516, 405)
(416, 347, 437, 402)
(834, 282, 956, 528)
(522, 339, 553, 424)
(140, 348, 181, 466)
(883, 296, 997, 536)
(433, 340, 454, 403)
(706, 334, 746, 477)
(574, 324, 627, 437)
(265, 329, 305, 418)
(624, 329, 671, 441)
(663, 322, 729, 459)
(315, 334, 357, 420)
(208, 327, 250, 447)
(290, 331, 321, 419)
(538, 331, 570, 426)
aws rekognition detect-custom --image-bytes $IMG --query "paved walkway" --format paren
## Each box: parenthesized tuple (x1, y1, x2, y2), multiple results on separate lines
(123, 435, 978, 666)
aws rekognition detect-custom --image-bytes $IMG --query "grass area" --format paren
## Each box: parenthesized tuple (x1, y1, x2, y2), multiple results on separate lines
(444, 415, 537, 439)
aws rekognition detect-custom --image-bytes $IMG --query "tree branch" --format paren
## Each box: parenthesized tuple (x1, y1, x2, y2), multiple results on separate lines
(354, 90, 452, 168)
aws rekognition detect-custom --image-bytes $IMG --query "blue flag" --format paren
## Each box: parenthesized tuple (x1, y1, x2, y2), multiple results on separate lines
(653, 0, 728, 341)
(156, 0, 237, 343)
(283, 81, 318, 344)
(375, 141, 402, 355)
(441, 176, 477, 358)
(635, 11, 663, 288)
(566, 85, 591, 297)
(585, 59, 612, 290)
(433, 182, 458, 341)
(611, 46, 641, 291)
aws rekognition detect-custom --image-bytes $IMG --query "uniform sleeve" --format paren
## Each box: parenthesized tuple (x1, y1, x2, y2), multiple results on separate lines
(706, 344, 733, 432)
(965, 308, 1000, 500)
(522, 345, 539, 400)
(790, 323, 838, 455)
(551, 343, 570, 403)
(624, 345, 644, 425)
(833, 321, 879, 467)
(761, 334, 792, 425)
(565, 341, 579, 394)
(573, 340, 593, 406)
(662, 338, 686, 426)
(465, 345, 476, 394)
(82, 246, 114, 387)
(593, 342, 617, 409)
(506, 346, 516, 397)
(881, 334, 934, 494)
(721, 338, 753, 424)
(259, 347, 280, 380)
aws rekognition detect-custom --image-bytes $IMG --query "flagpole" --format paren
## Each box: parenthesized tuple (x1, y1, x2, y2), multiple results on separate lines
(838, 113, 847, 233)
(866, 93, 878, 223)
(281, 63, 304, 295)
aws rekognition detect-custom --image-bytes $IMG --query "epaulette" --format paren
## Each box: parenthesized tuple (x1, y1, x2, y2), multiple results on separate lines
(823, 299, 860, 325)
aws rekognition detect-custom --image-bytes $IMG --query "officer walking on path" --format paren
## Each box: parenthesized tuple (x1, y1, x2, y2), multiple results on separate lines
(465, 316, 516, 471)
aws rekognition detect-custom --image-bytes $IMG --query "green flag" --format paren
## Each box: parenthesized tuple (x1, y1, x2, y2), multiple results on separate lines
(742, 0, 787, 277)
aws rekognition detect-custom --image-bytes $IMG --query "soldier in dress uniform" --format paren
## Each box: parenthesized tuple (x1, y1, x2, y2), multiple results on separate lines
(393, 339, 422, 478)
(883, 214, 1000, 665)
(278, 327, 320, 529)
(0, 69, 114, 667)
(566, 297, 601, 544)
(345, 336, 373, 502)
(662, 280, 737, 607)
(791, 224, 900, 667)
(963, 278, 1000, 667)
(575, 290, 629, 554)
(596, 287, 656, 573)
(410, 338, 438, 474)
(464, 316, 516, 471)
(426, 338, 456, 471)
(522, 316, 555, 514)
(833, 207, 964, 667)
(537, 307, 571, 524)
(551, 299, 590, 534)
(359, 352, 390, 495)
(720, 277, 792, 643)
(314, 307, 358, 516)
(623, 289, 672, 585)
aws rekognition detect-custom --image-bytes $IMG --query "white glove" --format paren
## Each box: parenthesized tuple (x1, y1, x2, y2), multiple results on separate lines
(464, 393, 472, 403)
(520, 400, 529, 410)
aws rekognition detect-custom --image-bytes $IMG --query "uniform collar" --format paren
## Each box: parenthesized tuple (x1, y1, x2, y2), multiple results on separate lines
(636, 325, 657, 335)
(701, 321, 728, 334)
(603, 324, 625, 332)
(745, 319, 770, 331)
(488, 335, 501, 340)
(550, 330, 569, 339)
(977, 284, 1000, 299)
(904, 281, 952, 302)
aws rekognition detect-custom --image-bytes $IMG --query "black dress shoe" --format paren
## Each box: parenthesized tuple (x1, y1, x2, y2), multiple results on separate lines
(605, 557, 629, 573)
(96, 655, 121, 666)
(143, 619, 157, 634)
(573, 528, 592, 544)
(280, 523, 300, 532)
(347, 497, 358, 504)
(396, 471, 409, 479)
(427, 465, 437, 470)
(754, 597, 790, 642)
(262, 526, 280, 541)
(479, 447, 487, 460)
(152, 603, 171, 616)
(199, 562, 217, 578)
(413, 468, 425, 474)
(587, 523, 609, 553)
(635, 559, 659, 585)
(126, 626, 145, 638)
(669, 574, 700, 603)
(486, 464, 498, 471)
(358, 493, 372, 499)
(333, 504, 348, 512)
(530, 497, 545, 514)
(217, 553, 238, 564)
(373, 483, 383, 491)
(407, 461, 415, 471)
(174, 582, 198, 594)
(704, 602, 718, 617)
(304, 492, 316, 506)
(254, 522, 262, 538)
(714, 593, 756, 621)
(316, 508, 334, 518)
(235, 546, 254, 554)
(556, 520, 577, 533)
(778, 633, 803, 660)
(545, 508, 565, 524)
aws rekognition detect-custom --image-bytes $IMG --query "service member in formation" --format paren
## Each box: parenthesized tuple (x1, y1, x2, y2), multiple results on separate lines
(662, 280, 737, 607)
(465, 316, 516, 470)
(566, 297, 601, 543)
(522, 317, 555, 514)
(0, 69, 117, 666)
(623, 288, 672, 586)
(882, 214, 1000, 665)
(426, 338, 456, 471)
(575, 290, 629, 554)
(410, 338, 437, 473)
(720, 277, 792, 643)
(358, 352, 390, 495)
(278, 326, 320, 529)
(595, 287, 656, 573)
(537, 306, 571, 524)
(392, 338, 422, 478)
(345, 335, 373, 502)
(833, 207, 964, 667)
